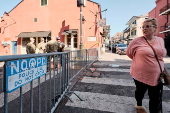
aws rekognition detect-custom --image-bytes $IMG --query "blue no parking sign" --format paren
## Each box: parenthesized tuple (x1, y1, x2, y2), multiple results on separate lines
(6, 57, 47, 93)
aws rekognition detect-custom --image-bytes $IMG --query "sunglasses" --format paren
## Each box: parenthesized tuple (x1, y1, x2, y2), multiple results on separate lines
(141, 25, 155, 29)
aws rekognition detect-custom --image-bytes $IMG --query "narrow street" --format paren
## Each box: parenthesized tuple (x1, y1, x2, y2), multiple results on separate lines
(55, 49, 170, 113)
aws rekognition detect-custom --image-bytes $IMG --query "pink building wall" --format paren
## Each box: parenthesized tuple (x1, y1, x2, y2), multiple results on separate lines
(0, 0, 103, 55)
(148, 0, 169, 38)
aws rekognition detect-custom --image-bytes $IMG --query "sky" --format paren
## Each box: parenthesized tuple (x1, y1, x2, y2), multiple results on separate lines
(0, 0, 156, 37)
(93, 0, 156, 36)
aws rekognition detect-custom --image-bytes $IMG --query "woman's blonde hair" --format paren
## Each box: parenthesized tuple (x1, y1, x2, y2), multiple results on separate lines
(143, 18, 158, 28)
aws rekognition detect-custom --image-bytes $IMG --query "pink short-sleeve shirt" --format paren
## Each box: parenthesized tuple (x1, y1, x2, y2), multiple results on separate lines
(126, 36, 167, 86)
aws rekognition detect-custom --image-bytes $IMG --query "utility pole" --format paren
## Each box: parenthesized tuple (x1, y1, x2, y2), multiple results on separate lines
(77, 0, 85, 50)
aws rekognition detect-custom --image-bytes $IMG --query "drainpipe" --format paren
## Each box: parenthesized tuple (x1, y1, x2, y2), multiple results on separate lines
(80, 4, 83, 50)
(167, 0, 169, 24)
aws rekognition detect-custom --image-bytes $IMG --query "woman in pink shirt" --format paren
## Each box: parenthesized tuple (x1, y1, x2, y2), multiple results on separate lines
(126, 18, 167, 113)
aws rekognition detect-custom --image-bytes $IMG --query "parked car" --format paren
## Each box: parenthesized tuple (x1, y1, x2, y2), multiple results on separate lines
(116, 44, 127, 55)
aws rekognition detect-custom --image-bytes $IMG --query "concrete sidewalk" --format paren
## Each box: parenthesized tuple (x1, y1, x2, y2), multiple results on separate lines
(55, 50, 170, 113)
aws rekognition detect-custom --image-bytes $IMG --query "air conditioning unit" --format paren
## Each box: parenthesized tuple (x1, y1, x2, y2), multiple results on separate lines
(7, 41, 10, 44)
(2, 41, 10, 46)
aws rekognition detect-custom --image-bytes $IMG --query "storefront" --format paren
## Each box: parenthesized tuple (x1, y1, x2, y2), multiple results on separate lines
(16, 31, 51, 54)
(62, 29, 78, 51)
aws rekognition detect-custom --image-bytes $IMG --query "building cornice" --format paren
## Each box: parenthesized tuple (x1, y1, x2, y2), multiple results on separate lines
(87, 0, 100, 5)
(156, 0, 161, 4)
(7, 0, 23, 14)
(126, 16, 140, 25)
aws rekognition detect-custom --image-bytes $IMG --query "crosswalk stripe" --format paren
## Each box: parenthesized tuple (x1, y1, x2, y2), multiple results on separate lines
(96, 68, 130, 72)
(65, 91, 170, 113)
(64, 57, 170, 113)
(81, 76, 170, 90)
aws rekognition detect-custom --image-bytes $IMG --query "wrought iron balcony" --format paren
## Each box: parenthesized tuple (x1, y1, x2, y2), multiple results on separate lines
(160, 3, 170, 15)
(160, 23, 170, 33)
(129, 35, 136, 39)
(130, 24, 137, 28)
(123, 26, 130, 33)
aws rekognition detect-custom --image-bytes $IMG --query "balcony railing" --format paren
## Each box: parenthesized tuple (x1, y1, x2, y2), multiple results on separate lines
(129, 35, 136, 39)
(160, 3, 170, 14)
(160, 23, 170, 33)
(123, 26, 130, 33)
(130, 24, 137, 28)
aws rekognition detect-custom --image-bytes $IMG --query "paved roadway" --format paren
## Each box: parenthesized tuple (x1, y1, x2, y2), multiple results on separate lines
(0, 49, 170, 113)
(55, 49, 170, 113)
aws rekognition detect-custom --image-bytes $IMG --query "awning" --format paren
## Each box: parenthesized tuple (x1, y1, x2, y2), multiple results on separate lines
(61, 29, 78, 35)
(16, 31, 51, 37)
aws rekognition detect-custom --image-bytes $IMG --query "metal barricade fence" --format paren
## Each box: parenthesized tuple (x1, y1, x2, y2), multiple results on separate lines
(87, 48, 99, 65)
(0, 48, 98, 113)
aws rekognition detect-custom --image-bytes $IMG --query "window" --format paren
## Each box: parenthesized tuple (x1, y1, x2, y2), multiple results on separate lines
(34, 18, 37, 22)
(67, 38, 71, 47)
(132, 20, 136, 24)
(41, 0, 47, 6)
(67, 37, 77, 48)
(131, 30, 136, 35)
(74, 38, 77, 48)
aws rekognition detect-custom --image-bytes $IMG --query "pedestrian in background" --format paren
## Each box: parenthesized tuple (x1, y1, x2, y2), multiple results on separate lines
(46, 37, 58, 53)
(26, 37, 36, 54)
(37, 37, 46, 53)
(56, 37, 65, 67)
(56, 37, 65, 52)
(126, 18, 167, 113)
(46, 36, 59, 70)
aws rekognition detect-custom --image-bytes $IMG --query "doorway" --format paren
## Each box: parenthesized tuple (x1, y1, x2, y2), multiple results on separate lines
(11, 41, 17, 54)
